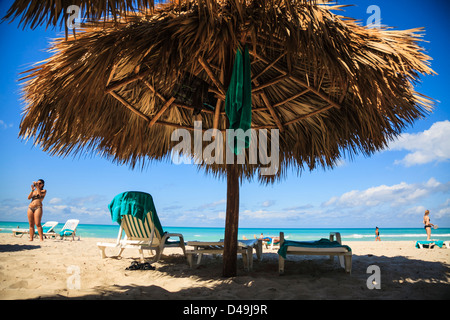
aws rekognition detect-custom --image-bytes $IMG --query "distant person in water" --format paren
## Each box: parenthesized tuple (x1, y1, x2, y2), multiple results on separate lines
(423, 210, 434, 240)
(27, 179, 46, 241)
(375, 227, 381, 241)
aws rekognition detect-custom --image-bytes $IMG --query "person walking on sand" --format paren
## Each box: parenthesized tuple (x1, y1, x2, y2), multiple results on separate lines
(27, 179, 46, 241)
(423, 210, 434, 241)
(375, 227, 381, 241)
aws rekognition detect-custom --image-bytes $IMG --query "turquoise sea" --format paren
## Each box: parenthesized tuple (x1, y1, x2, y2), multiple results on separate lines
(1, 221, 449, 242)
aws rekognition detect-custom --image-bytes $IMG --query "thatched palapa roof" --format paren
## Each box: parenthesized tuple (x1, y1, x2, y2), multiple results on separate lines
(14, 0, 434, 182)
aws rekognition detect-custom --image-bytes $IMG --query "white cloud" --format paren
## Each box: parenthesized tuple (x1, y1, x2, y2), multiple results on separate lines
(158, 198, 228, 226)
(197, 199, 226, 210)
(48, 197, 63, 204)
(241, 209, 290, 220)
(323, 178, 449, 209)
(435, 198, 450, 219)
(261, 200, 275, 207)
(334, 159, 346, 167)
(0, 195, 111, 224)
(436, 207, 450, 219)
(389, 120, 450, 166)
(0, 120, 13, 129)
(171, 178, 450, 227)
(398, 205, 427, 218)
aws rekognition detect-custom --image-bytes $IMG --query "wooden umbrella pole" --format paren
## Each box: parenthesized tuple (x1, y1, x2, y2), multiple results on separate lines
(223, 161, 240, 277)
(222, 41, 240, 277)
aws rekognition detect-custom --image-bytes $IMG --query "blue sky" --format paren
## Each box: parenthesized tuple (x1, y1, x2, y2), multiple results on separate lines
(0, 0, 449, 228)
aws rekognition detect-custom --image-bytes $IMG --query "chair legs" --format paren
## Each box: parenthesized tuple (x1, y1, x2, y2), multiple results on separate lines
(279, 254, 351, 275)
(344, 255, 352, 274)
(99, 246, 107, 259)
(279, 256, 285, 275)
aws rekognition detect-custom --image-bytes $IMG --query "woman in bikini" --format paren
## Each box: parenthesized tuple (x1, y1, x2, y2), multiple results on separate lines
(375, 227, 381, 241)
(423, 210, 434, 241)
(27, 179, 46, 241)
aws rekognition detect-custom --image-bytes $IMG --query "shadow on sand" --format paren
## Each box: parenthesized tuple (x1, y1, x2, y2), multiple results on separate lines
(0, 244, 41, 253)
(36, 251, 450, 300)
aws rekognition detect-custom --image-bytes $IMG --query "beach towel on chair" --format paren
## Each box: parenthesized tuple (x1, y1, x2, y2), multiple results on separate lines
(108, 191, 164, 235)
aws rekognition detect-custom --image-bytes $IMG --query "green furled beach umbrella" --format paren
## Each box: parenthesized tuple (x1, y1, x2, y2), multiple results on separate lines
(3, 0, 434, 276)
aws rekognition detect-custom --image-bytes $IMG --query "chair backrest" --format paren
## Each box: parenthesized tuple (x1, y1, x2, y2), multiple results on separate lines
(122, 212, 152, 240)
(121, 212, 164, 245)
(61, 219, 79, 231)
(42, 221, 58, 232)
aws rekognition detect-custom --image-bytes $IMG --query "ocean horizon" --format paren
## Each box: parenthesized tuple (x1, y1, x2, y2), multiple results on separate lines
(1, 221, 449, 242)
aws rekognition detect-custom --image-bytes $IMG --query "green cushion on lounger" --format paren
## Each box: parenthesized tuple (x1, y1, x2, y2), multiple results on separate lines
(35, 226, 52, 235)
(415, 240, 444, 248)
(278, 238, 352, 259)
(60, 229, 74, 236)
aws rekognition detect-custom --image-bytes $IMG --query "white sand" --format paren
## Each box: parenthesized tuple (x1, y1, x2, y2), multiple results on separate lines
(0, 234, 449, 300)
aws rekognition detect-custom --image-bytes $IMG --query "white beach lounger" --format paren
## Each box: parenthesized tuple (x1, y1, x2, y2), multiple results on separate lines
(41, 221, 58, 238)
(59, 219, 80, 240)
(415, 240, 446, 249)
(278, 232, 352, 274)
(12, 227, 29, 237)
(97, 191, 186, 263)
(12, 221, 58, 238)
(186, 240, 258, 271)
(98, 212, 186, 262)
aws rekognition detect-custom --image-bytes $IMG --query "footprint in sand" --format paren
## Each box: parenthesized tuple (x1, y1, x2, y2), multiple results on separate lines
(9, 280, 28, 289)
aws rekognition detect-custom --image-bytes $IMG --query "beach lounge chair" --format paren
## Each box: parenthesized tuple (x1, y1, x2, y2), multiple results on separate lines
(254, 235, 279, 249)
(268, 236, 280, 249)
(415, 240, 446, 249)
(12, 221, 58, 238)
(39, 221, 58, 238)
(97, 191, 186, 263)
(278, 232, 352, 274)
(240, 239, 263, 261)
(59, 219, 80, 240)
(12, 227, 30, 237)
(185, 238, 262, 271)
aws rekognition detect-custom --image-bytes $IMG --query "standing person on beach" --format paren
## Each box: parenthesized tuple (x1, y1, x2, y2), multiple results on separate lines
(27, 179, 46, 241)
(423, 210, 434, 240)
(375, 227, 381, 241)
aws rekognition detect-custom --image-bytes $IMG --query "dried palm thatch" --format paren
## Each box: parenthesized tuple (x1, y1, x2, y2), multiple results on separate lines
(2, 0, 155, 29)
(16, 0, 434, 183)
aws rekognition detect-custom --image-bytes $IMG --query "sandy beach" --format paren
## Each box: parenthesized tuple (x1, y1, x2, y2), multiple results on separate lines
(0, 233, 449, 300)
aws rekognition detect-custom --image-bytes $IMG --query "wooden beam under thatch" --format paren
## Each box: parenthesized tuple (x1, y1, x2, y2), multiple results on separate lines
(252, 74, 290, 93)
(252, 52, 287, 82)
(250, 52, 343, 111)
(109, 91, 151, 123)
(149, 97, 176, 127)
(273, 89, 311, 108)
(198, 56, 226, 96)
(105, 70, 151, 93)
